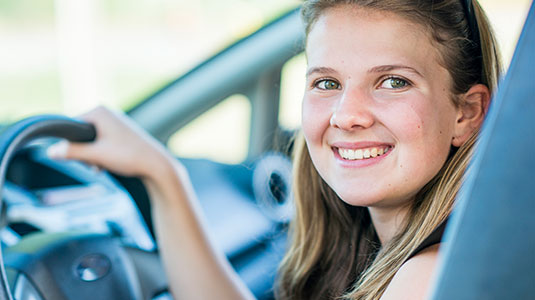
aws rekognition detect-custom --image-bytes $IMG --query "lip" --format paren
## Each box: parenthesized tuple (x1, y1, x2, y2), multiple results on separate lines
(330, 141, 393, 149)
(330, 141, 394, 168)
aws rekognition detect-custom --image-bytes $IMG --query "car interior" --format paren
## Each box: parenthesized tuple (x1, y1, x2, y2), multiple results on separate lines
(0, 2, 533, 300)
(0, 9, 304, 300)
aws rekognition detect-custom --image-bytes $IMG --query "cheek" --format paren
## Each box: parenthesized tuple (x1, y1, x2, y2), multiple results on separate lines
(386, 99, 455, 178)
(301, 97, 332, 144)
(386, 96, 455, 142)
(383, 101, 427, 142)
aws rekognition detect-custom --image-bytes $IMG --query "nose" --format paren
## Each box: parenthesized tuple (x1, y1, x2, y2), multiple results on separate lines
(330, 90, 375, 130)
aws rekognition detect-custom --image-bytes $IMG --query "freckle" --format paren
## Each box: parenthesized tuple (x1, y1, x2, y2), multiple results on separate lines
(400, 164, 403, 168)
(440, 131, 443, 134)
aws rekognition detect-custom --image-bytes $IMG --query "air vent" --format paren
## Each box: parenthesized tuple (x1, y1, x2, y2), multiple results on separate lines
(252, 153, 294, 223)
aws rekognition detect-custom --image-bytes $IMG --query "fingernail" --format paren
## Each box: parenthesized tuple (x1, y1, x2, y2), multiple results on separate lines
(89, 165, 102, 173)
(47, 141, 68, 158)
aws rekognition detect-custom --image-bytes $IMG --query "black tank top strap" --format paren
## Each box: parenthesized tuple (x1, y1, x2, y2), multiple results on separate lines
(405, 217, 449, 263)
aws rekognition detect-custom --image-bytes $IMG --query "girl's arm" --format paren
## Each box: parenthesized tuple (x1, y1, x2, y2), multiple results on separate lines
(145, 157, 255, 300)
(48, 106, 255, 300)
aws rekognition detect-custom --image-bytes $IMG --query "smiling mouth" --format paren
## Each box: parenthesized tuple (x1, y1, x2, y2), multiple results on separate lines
(335, 146, 392, 160)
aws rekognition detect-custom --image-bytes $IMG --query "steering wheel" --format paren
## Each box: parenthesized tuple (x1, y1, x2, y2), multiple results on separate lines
(0, 115, 168, 300)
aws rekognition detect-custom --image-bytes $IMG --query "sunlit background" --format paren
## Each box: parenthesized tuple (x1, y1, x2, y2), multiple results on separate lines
(0, 0, 532, 163)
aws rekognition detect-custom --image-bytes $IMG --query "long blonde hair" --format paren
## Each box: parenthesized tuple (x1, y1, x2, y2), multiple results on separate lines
(276, 1, 502, 299)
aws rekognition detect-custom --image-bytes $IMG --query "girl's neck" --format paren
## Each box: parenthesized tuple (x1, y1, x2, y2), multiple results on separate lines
(368, 204, 411, 245)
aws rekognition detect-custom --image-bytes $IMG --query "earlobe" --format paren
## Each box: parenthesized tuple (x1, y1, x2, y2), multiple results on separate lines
(452, 84, 491, 147)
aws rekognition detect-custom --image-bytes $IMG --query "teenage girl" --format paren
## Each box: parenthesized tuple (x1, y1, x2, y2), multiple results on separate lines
(48, 0, 502, 299)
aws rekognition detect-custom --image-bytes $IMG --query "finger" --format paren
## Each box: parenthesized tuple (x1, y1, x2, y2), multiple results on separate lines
(47, 140, 99, 165)
(46, 140, 69, 159)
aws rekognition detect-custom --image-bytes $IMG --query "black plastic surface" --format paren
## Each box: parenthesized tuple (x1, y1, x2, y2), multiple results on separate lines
(4, 233, 142, 300)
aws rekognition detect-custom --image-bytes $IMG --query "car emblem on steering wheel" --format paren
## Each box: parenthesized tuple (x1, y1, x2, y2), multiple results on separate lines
(74, 254, 111, 282)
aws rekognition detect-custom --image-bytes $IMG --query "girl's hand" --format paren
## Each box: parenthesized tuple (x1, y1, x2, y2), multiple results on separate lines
(47, 106, 255, 300)
(47, 106, 174, 180)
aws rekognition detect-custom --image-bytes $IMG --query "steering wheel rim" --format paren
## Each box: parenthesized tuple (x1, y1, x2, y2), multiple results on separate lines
(0, 115, 172, 300)
(0, 115, 96, 300)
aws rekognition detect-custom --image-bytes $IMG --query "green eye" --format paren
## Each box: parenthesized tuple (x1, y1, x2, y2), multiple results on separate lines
(317, 79, 340, 90)
(382, 77, 409, 89)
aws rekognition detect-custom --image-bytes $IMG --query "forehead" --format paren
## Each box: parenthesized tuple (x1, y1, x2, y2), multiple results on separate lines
(306, 6, 443, 77)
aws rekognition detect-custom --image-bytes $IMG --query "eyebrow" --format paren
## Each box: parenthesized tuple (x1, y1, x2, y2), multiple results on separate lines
(306, 67, 338, 77)
(368, 65, 423, 77)
(306, 65, 423, 78)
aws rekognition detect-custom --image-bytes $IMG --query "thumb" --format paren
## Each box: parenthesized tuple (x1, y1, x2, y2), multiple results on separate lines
(46, 140, 69, 159)
(47, 140, 97, 164)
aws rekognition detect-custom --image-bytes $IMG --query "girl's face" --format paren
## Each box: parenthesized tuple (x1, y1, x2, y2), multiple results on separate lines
(302, 6, 461, 208)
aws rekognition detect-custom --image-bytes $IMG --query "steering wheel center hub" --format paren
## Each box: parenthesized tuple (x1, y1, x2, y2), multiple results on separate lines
(75, 254, 111, 282)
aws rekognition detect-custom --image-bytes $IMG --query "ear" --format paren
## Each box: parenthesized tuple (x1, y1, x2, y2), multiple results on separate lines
(452, 84, 491, 147)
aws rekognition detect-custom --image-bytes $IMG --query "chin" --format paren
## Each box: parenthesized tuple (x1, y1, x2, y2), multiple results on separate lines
(335, 192, 383, 208)
(335, 188, 414, 209)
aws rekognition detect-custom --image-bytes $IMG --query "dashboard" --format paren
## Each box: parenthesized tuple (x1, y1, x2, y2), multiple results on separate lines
(1, 140, 292, 300)
(3, 143, 154, 251)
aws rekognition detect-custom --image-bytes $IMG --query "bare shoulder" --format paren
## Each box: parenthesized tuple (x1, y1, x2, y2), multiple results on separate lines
(379, 244, 441, 300)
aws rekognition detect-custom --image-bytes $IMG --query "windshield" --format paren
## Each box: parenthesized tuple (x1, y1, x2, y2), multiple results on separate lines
(0, 0, 530, 124)
(0, 0, 300, 122)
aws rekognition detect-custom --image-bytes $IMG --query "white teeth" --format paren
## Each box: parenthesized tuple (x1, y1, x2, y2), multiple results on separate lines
(338, 146, 391, 160)
(355, 149, 363, 159)
(346, 149, 355, 159)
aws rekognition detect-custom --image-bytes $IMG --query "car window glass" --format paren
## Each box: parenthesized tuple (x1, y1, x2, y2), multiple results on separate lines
(484, 0, 532, 62)
(167, 94, 251, 164)
(279, 53, 306, 131)
(0, 0, 300, 123)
